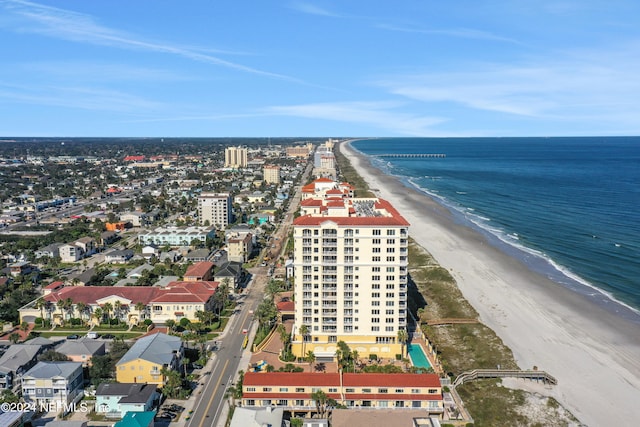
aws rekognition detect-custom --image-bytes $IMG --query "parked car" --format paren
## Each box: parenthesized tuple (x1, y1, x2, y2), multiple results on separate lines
(191, 363, 203, 369)
(87, 332, 98, 339)
(66, 334, 79, 340)
(101, 334, 115, 339)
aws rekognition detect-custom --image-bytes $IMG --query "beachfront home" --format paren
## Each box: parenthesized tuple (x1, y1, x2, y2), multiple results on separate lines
(21, 361, 84, 406)
(115, 333, 183, 386)
(114, 411, 156, 427)
(95, 383, 158, 418)
(241, 372, 444, 418)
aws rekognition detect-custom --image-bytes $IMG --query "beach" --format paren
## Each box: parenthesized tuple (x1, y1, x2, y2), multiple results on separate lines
(340, 140, 640, 426)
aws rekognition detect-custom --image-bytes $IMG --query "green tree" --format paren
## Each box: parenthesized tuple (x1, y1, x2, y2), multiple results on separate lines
(305, 350, 316, 372)
(8, 332, 20, 344)
(397, 328, 409, 358)
(298, 324, 309, 359)
(38, 350, 70, 362)
(0, 389, 19, 404)
(102, 302, 113, 327)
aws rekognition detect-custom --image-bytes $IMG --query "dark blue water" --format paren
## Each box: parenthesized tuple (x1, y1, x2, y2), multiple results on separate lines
(351, 137, 640, 316)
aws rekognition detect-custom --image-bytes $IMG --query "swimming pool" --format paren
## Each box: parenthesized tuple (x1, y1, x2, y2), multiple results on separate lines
(408, 343, 432, 369)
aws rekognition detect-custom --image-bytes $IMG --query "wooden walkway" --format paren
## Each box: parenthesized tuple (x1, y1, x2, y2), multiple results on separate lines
(453, 369, 558, 387)
(424, 318, 480, 326)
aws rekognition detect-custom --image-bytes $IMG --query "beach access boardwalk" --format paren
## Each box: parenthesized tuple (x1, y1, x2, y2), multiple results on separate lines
(374, 153, 446, 158)
(453, 369, 558, 387)
(423, 318, 480, 326)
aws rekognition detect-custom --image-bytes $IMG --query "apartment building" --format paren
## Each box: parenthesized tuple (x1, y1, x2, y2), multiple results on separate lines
(225, 146, 248, 168)
(197, 193, 233, 227)
(241, 372, 443, 417)
(292, 183, 409, 360)
(263, 165, 281, 184)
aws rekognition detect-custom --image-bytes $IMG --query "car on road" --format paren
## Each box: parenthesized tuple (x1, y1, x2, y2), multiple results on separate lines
(66, 334, 79, 340)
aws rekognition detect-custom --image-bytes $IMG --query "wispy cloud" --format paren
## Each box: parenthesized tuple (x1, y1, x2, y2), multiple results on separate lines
(0, 0, 300, 82)
(289, 1, 342, 17)
(263, 101, 447, 136)
(376, 42, 640, 128)
(0, 81, 164, 112)
(378, 23, 521, 44)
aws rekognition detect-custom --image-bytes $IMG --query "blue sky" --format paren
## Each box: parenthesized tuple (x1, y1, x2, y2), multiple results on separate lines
(1, 0, 639, 137)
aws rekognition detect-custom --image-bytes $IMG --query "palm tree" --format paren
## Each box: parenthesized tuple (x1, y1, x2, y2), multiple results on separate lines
(397, 328, 409, 358)
(102, 302, 113, 328)
(135, 302, 146, 321)
(311, 389, 329, 418)
(298, 324, 309, 359)
(56, 299, 65, 326)
(113, 300, 122, 325)
(76, 302, 88, 324)
(35, 298, 46, 320)
(165, 319, 176, 334)
(305, 350, 316, 372)
(8, 332, 20, 344)
(182, 357, 190, 377)
(92, 307, 103, 327)
(351, 350, 359, 373)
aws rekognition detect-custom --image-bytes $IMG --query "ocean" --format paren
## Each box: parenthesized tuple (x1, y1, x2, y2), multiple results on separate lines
(351, 137, 640, 321)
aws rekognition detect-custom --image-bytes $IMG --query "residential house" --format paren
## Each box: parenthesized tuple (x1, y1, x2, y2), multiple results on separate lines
(141, 244, 160, 260)
(0, 410, 23, 427)
(9, 261, 33, 277)
(56, 339, 105, 367)
(116, 333, 183, 386)
(229, 406, 284, 427)
(227, 233, 253, 263)
(95, 383, 158, 419)
(35, 242, 64, 259)
(241, 372, 444, 417)
(74, 237, 97, 256)
(59, 244, 84, 263)
(183, 261, 214, 282)
(105, 249, 134, 264)
(213, 262, 243, 290)
(21, 361, 84, 406)
(100, 231, 120, 247)
(184, 249, 210, 263)
(43, 281, 65, 295)
(20, 281, 220, 326)
(114, 411, 156, 427)
(0, 344, 43, 389)
(120, 212, 149, 227)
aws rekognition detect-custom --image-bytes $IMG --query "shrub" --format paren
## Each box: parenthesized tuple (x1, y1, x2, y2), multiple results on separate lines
(143, 319, 152, 326)
(395, 354, 402, 360)
(34, 317, 43, 326)
(70, 318, 83, 326)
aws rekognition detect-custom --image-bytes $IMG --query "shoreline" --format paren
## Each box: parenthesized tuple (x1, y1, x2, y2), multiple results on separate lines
(340, 140, 640, 426)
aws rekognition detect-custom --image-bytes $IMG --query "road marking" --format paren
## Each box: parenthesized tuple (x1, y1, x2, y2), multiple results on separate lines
(196, 359, 229, 427)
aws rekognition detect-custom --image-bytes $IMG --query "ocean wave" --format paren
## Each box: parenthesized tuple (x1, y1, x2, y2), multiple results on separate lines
(404, 174, 640, 318)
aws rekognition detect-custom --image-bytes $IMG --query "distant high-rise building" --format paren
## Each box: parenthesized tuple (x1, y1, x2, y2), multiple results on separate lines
(198, 193, 232, 227)
(224, 146, 248, 168)
(291, 180, 409, 362)
(263, 165, 281, 185)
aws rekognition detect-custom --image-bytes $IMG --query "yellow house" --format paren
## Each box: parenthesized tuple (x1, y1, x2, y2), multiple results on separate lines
(116, 333, 183, 386)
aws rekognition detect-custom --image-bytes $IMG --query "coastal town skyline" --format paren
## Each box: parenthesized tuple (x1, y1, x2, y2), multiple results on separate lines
(1, 0, 640, 138)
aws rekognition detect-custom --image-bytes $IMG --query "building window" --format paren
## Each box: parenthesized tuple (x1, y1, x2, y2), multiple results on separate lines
(263, 387, 271, 392)
(428, 389, 439, 394)
(395, 401, 404, 407)
(296, 388, 305, 393)
(246, 387, 256, 392)
(279, 387, 288, 392)
(378, 388, 388, 393)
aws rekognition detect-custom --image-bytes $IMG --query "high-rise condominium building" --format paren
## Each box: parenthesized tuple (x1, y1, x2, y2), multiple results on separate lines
(197, 193, 232, 227)
(291, 182, 409, 362)
(224, 146, 248, 168)
(263, 165, 281, 184)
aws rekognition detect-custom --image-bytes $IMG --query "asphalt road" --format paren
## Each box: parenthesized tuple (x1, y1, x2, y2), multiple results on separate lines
(185, 161, 312, 427)
(185, 276, 265, 427)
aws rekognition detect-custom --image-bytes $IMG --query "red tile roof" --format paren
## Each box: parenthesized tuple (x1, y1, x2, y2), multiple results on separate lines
(184, 261, 214, 278)
(244, 372, 340, 387)
(243, 372, 442, 389)
(44, 281, 65, 289)
(276, 301, 295, 312)
(293, 198, 409, 227)
(44, 281, 219, 305)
